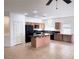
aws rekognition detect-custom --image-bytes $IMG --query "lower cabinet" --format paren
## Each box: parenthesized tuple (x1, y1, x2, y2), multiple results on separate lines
(62, 34, 72, 43)
(54, 33, 63, 41)
(54, 33, 72, 43)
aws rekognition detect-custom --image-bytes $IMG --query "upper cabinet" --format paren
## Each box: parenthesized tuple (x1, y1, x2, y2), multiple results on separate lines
(25, 22, 45, 30)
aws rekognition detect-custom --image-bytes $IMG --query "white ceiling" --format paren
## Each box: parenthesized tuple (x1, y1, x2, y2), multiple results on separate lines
(4, 0, 74, 18)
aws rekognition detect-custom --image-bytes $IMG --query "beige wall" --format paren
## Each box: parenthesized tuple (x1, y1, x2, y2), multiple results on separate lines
(4, 16, 10, 47)
(4, 16, 10, 34)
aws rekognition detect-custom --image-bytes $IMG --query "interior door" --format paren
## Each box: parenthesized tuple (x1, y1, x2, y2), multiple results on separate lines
(15, 22, 23, 44)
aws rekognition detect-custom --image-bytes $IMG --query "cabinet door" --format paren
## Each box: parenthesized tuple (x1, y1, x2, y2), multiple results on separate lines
(63, 35, 72, 42)
(54, 33, 62, 41)
(55, 22, 61, 30)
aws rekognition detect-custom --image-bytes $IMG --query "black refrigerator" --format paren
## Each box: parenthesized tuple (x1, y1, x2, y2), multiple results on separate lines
(25, 25, 33, 43)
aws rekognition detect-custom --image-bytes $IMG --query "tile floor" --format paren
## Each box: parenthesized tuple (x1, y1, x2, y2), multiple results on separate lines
(4, 40, 74, 59)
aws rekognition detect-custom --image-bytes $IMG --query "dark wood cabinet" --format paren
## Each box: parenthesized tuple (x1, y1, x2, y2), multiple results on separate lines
(54, 33, 72, 43)
(55, 22, 61, 30)
(54, 33, 63, 41)
(62, 34, 72, 43)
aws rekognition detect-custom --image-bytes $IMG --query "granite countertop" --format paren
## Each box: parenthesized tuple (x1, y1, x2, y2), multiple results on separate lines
(33, 28, 73, 35)
(33, 33, 50, 37)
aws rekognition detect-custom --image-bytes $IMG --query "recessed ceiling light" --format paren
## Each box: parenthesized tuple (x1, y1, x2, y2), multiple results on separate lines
(24, 13, 28, 15)
(33, 10, 38, 14)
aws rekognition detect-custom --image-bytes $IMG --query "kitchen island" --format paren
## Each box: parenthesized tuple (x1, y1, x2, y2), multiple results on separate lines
(31, 33, 50, 48)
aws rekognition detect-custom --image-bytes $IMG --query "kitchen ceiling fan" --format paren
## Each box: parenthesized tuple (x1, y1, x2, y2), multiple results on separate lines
(46, 0, 72, 6)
